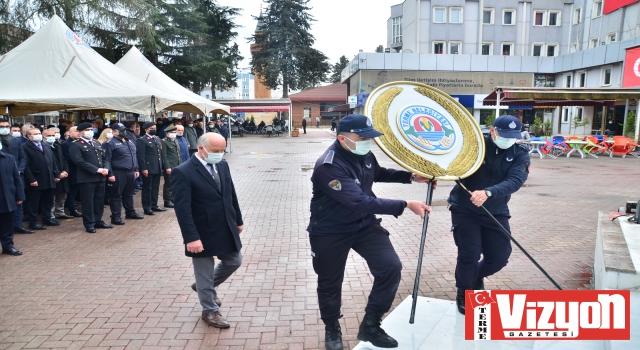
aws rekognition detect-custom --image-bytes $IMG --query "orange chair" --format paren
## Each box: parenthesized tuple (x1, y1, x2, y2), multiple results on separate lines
(628, 139, 640, 158)
(609, 137, 631, 158)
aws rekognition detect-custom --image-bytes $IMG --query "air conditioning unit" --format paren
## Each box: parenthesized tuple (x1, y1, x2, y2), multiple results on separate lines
(384, 48, 391, 53)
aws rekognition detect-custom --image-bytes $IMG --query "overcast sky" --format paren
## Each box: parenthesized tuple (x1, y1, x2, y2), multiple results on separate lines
(217, 0, 400, 68)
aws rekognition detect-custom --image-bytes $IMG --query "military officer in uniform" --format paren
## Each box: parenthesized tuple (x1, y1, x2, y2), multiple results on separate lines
(136, 122, 166, 215)
(103, 123, 144, 225)
(308, 115, 433, 350)
(69, 122, 113, 233)
(161, 125, 181, 208)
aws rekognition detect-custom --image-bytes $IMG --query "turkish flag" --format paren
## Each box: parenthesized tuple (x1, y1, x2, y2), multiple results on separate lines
(622, 47, 640, 87)
(466, 290, 496, 309)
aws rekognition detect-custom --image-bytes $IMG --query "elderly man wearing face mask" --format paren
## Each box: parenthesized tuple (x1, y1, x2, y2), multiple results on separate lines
(22, 127, 60, 230)
(44, 128, 72, 220)
(447, 115, 530, 316)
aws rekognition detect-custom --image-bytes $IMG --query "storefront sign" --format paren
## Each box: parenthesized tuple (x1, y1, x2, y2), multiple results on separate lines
(604, 0, 639, 15)
(623, 46, 640, 87)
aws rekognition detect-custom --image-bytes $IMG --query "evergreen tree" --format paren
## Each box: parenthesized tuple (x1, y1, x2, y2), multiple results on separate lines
(375, 45, 383, 52)
(249, 0, 330, 97)
(329, 55, 349, 83)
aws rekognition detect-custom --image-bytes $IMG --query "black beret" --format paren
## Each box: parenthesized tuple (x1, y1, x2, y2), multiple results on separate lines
(142, 122, 156, 129)
(77, 122, 93, 131)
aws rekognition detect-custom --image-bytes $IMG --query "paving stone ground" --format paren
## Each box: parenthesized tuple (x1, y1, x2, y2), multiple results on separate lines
(1, 127, 639, 349)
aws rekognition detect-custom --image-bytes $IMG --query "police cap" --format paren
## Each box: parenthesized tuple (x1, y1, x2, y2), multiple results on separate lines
(111, 123, 126, 131)
(337, 114, 383, 138)
(493, 115, 522, 139)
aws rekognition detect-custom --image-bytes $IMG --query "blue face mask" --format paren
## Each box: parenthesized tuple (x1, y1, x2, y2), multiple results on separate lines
(493, 135, 517, 149)
(344, 136, 372, 156)
(203, 149, 224, 164)
(92, 127, 98, 134)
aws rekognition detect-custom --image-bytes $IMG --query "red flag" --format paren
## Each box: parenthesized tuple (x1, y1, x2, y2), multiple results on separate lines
(467, 290, 496, 309)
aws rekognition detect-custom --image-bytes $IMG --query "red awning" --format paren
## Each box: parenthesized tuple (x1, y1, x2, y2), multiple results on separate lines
(230, 105, 290, 112)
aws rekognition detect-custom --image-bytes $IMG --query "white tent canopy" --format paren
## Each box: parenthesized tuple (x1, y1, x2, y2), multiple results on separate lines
(116, 46, 229, 115)
(0, 15, 183, 116)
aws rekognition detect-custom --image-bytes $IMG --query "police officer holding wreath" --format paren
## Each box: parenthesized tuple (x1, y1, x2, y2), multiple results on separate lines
(136, 122, 166, 215)
(447, 115, 530, 315)
(308, 114, 433, 350)
(103, 123, 144, 225)
(69, 122, 113, 233)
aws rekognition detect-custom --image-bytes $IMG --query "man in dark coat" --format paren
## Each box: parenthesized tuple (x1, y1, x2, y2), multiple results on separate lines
(0, 118, 31, 234)
(69, 122, 113, 233)
(136, 122, 166, 215)
(0, 150, 25, 256)
(22, 127, 60, 230)
(301, 118, 307, 134)
(61, 126, 82, 218)
(161, 125, 181, 208)
(44, 128, 72, 220)
(172, 133, 244, 329)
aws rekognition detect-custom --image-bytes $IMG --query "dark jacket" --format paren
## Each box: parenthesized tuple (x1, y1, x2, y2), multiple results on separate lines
(0, 152, 25, 214)
(448, 136, 530, 217)
(171, 155, 243, 257)
(176, 135, 190, 164)
(136, 135, 163, 174)
(307, 140, 411, 235)
(51, 141, 69, 193)
(61, 137, 78, 184)
(103, 136, 138, 174)
(161, 137, 181, 170)
(301, 119, 307, 127)
(23, 141, 59, 190)
(0, 136, 27, 174)
(69, 138, 109, 184)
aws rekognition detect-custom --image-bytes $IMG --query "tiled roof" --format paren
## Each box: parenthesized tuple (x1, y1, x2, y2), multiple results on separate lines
(289, 83, 347, 102)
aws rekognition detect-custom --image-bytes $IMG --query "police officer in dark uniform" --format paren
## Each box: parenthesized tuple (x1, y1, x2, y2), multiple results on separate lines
(161, 125, 181, 208)
(103, 123, 144, 225)
(62, 126, 83, 218)
(308, 114, 433, 350)
(136, 122, 166, 215)
(447, 115, 530, 315)
(69, 122, 113, 233)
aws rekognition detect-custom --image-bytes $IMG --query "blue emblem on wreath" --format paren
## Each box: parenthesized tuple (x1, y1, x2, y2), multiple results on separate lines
(398, 105, 457, 153)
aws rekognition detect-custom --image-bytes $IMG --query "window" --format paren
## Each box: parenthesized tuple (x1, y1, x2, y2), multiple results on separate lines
(434, 7, 446, 23)
(565, 74, 572, 88)
(593, 1, 603, 18)
(562, 108, 570, 124)
(503, 9, 516, 25)
(534, 11, 545, 26)
(574, 8, 582, 24)
(607, 32, 617, 44)
(575, 107, 584, 123)
(590, 37, 599, 48)
(548, 11, 560, 26)
(483, 8, 494, 24)
(392, 16, 402, 44)
(481, 42, 493, 55)
(449, 42, 461, 54)
(433, 41, 445, 54)
(532, 43, 544, 56)
(501, 42, 513, 56)
(303, 107, 311, 120)
(602, 67, 612, 86)
(547, 44, 558, 56)
(450, 8, 463, 23)
(578, 71, 586, 87)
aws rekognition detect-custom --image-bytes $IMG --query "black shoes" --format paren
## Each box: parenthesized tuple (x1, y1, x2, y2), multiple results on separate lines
(474, 277, 484, 290)
(14, 226, 34, 234)
(111, 218, 125, 225)
(29, 224, 46, 230)
(357, 313, 398, 348)
(143, 210, 155, 215)
(70, 210, 83, 217)
(43, 219, 60, 226)
(2, 247, 22, 256)
(151, 206, 167, 212)
(86, 228, 96, 233)
(125, 213, 144, 219)
(456, 288, 466, 315)
(325, 320, 343, 350)
(95, 222, 113, 229)
(164, 202, 174, 208)
(55, 214, 74, 219)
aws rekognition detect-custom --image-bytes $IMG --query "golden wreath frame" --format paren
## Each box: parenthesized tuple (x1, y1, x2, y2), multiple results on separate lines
(364, 81, 486, 181)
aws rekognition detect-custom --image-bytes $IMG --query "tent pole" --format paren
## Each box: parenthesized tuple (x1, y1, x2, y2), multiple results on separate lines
(289, 104, 292, 136)
(601, 106, 607, 135)
(495, 90, 501, 120)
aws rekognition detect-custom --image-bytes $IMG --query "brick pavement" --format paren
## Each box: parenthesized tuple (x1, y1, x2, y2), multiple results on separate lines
(1, 128, 639, 349)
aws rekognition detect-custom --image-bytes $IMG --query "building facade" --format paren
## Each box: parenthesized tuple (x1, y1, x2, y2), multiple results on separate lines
(339, 0, 640, 135)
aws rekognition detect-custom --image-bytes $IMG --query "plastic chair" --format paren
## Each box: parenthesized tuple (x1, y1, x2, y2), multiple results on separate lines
(609, 137, 631, 158)
(629, 139, 640, 158)
(274, 125, 283, 136)
(264, 125, 273, 137)
(583, 136, 607, 158)
(231, 125, 239, 137)
(551, 135, 571, 154)
(540, 138, 563, 159)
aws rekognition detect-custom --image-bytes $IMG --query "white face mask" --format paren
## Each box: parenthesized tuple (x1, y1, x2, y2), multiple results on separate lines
(344, 136, 372, 156)
(167, 133, 177, 140)
(106, 133, 113, 139)
(54, 133, 61, 140)
(188, 124, 193, 127)
(11, 131, 21, 138)
(203, 148, 224, 164)
(31, 134, 42, 142)
(83, 130, 94, 139)
(0, 127, 9, 136)
(493, 135, 517, 149)
(45, 136, 56, 144)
